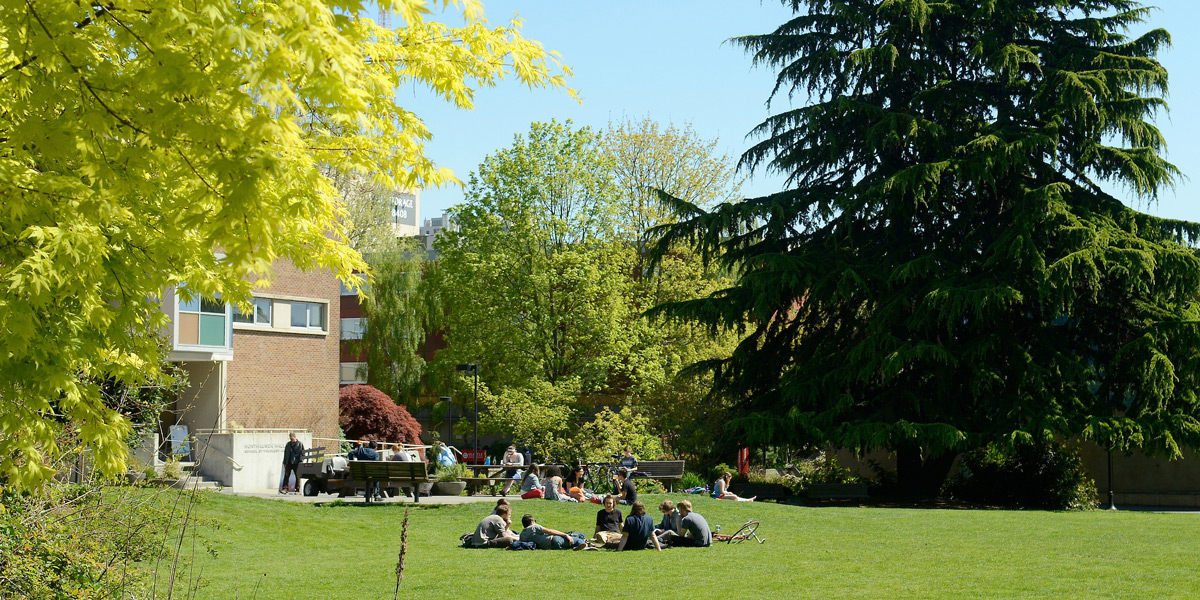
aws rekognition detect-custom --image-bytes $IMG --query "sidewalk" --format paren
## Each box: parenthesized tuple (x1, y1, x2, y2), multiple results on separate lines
(216, 488, 498, 506)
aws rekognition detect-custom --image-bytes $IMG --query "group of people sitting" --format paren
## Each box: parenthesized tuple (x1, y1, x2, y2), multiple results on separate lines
(468, 496, 711, 551)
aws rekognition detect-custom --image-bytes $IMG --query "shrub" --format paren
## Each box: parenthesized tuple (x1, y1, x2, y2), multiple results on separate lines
(680, 472, 706, 490)
(435, 463, 470, 482)
(709, 463, 745, 483)
(633, 478, 666, 494)
(946, 441, 1098, 510)
(339, 384, 422, 444)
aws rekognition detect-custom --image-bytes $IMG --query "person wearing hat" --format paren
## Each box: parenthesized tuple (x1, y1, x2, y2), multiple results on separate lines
(499, 444, 524, 496)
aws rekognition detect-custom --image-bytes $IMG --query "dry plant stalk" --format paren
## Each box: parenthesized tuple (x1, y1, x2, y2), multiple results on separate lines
(393, 508, 410, 600)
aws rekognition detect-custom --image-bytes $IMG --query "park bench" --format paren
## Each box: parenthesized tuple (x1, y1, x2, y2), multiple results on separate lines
(805, 482, 869, 502)
(631, 460, 686, 492)
(347, 461, 431, 503)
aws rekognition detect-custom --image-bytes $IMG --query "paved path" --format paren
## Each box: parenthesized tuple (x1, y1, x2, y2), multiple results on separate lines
(216, 488, 499, 505)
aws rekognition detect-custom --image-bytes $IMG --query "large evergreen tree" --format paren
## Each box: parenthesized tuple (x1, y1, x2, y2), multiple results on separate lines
(651, 0, 1200, 496)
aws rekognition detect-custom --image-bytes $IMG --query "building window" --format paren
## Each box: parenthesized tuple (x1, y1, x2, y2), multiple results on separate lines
(232, 298, 272, 325)
(177, 294, 228, 347)
(340, 317, 365, 340)
(340, 273, 367, 296)
(340, 362, 367, 384)
(291, 301, 325, 330)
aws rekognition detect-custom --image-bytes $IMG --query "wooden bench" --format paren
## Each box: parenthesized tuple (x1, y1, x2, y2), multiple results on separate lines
(347, 461, 431, 503)
(302, 446, 327, 462)
(631, 460, 686, 492)
(805, 482, 869, 502)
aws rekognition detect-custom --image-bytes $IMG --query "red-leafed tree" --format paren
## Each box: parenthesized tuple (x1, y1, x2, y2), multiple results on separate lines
(338, 385, 421, 444)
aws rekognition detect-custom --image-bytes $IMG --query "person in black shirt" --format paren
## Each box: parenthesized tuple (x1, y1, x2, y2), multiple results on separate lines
(593, 495, 623, 547)
(616, 467, 637, 505)
(280, 432, 304, 494)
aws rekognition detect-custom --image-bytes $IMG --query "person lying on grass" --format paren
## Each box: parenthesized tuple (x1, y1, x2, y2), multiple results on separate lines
(617, 501, 662, 552)
(516, 513, 588, 550)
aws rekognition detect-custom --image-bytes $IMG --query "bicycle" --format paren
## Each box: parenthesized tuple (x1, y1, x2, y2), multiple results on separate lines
(712, 520, 765, 544)
(579, 461, 619, 494)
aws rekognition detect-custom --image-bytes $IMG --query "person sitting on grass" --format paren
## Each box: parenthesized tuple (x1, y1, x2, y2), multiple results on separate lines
(617, 501, 661, 552)
(665, 500, 711, 547)
(564, 465, 585, 490)
(654, 499, 681, 546)
(544, 475, 576, 502)
(615, 467, 637, 505)
(471, 505, 518, 548)
(492, 499, 515, 535)
(712, 472, 755, 502)
(593, 495, 623, 547)
(519, 463, 545, 498)
(516, 513, 588, 550)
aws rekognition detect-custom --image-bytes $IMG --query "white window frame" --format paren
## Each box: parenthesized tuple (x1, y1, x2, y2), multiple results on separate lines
(340, 317, 365, 341)
(291, 301, 326, 331)
(340, 362, 368, 385)
(232, 297, 272, 326)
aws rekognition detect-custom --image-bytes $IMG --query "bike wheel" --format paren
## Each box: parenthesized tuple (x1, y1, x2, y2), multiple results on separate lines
(729, 520, 759, 544)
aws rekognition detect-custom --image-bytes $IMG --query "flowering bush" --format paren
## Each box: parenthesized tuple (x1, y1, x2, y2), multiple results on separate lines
(338, 385, 421, 444)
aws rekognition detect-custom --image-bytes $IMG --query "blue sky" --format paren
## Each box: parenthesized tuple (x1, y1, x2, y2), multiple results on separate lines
(414, 1, 1200, 224)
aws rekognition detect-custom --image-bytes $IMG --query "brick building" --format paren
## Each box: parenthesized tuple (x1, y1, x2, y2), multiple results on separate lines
(159, 259, 341, 489)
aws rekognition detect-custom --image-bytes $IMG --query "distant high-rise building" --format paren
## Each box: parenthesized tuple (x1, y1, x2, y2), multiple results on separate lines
(420, 212, 456, 254)
(391, 190, 419, 237)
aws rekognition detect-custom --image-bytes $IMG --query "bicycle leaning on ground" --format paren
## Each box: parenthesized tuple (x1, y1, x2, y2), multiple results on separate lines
(712, 520, 766, 544)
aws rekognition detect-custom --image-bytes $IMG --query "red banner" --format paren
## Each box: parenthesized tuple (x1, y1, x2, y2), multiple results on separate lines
(461, 449, 487, 464)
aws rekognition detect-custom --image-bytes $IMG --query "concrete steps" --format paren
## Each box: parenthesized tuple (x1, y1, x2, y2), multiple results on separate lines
(174, 462, 221, 489)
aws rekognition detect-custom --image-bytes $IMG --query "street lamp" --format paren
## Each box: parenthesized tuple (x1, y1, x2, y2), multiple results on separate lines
(455, 363, 480, 462)
(438, 396, 451, 446)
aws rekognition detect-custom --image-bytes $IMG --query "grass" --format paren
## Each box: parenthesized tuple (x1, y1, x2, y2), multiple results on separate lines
(162, 492, 1200, 599)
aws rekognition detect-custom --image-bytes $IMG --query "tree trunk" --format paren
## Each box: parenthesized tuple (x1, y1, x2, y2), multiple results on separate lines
(895, 447, 957, 500)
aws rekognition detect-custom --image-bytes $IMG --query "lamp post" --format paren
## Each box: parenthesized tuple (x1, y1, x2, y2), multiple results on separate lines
(455, 363, 480, 462)
(438, 396, 451, 446)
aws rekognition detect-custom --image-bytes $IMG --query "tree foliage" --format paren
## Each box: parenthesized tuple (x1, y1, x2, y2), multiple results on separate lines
(438, 119, 749, 462)
(359, 242, 438, 404)
(651, 0, 1200, 495)
(338, 384, 422, 444)
(605, 117, 742, 267)
(438, 120, 631, 392)
(0, 0, 573, 488)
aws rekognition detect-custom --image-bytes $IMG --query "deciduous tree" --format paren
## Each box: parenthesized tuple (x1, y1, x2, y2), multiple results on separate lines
(0, 0, 573, 488)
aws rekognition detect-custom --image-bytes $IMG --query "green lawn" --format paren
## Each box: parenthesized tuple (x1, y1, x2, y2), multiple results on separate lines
(163, 492, 1199, 599)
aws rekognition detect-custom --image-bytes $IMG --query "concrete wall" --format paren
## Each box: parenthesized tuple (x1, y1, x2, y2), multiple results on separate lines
(225, 259, 341, 440)
(194, 431, 313, 491)
(833, 443, 1200, 508)
(175, 361, 226, 435)
(1080, 443, 1200, 508)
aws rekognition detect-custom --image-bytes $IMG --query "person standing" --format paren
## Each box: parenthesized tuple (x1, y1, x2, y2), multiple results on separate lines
(280, 432, 304, 494)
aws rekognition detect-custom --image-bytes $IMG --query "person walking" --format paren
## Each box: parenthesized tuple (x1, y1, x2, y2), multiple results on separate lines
(280, 432, 304, 494)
